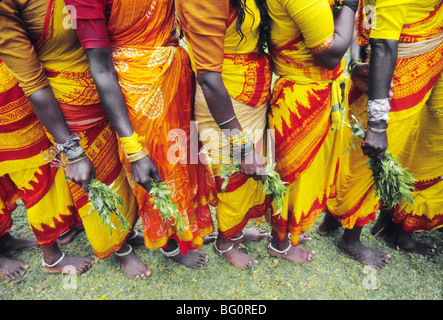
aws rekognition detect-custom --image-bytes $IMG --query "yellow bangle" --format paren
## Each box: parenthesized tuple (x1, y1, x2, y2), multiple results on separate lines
(126, 148, 149, 162)
(120, 132, 144, 155)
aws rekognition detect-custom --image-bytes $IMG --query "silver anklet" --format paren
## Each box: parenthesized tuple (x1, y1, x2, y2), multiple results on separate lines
(127, 229, 138, 241)
(115, 244, 133, 257)
(230, 231, 245, 242)
(42, 252, 65, 268)
(268, 243, 291, 256)
(160, 247, 180, 257)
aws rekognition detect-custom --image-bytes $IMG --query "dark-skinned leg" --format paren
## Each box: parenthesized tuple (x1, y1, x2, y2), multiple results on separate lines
(115, 243, 151, 279)
(317, 212, 341, 236)
(58, 226, 83, 245)
(230, 227, 268, 246)
(371, 210, 394, 237)
(213, 233, 257, 270)
(0, 232, 36, 280)
(337, 226, 391, 269)
(386, 223, 437, 258)
(268, 231, 315, 263)
(161, 239, 207, 268)
(41, 242, 95, 274)
(0, 232, 37, 255)
(0, 254, 30, 280)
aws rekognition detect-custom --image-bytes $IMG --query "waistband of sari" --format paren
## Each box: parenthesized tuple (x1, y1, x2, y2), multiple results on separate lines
(365, 32, 443, 60)
(222, 51, 272, 108)
(357, 0, 443, 47)
(59, 102, 108, 133)
(223, 50, 266, 62)
(272, 46, 345, 83)
(111, 43, 179, 57)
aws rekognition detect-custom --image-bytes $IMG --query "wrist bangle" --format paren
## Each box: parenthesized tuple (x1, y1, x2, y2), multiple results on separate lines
(367, 123, 388, 133)
(229, 131, 254, 159)
(126, 147, 149, 162)
(217, 115, 237, 127)
(348, 59, 362, 74)
(56, 133, 85, 160)
(120, 132, 144, 155)
(67, 154, 88, 164)
(367, 98, 391, 122)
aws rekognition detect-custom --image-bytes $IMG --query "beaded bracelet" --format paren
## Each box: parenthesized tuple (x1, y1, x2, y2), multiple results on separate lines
(67, 154, 88, 164)
(347, 59, 362, 75)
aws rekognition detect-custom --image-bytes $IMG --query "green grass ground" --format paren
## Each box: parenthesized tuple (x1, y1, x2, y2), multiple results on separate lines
(1, 201, 442, 300)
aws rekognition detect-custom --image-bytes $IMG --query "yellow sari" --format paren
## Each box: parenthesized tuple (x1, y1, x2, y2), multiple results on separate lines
(0, 175, 18, 238)
(35, 0, 138, 258)
(267, 0, 346, 246)
(326, 0, 443, 231)
(0, 58, 78, 247)
(192, 0, 273, 239)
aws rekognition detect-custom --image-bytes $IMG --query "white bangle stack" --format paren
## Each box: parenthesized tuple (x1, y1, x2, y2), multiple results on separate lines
(367, 98, 391, 122)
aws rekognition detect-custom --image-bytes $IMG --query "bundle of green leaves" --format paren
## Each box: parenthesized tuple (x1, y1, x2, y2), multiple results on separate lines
(43, 148, 133, 237)
(149, 181, 185, 236)
(218, 162, 289, 216)
(87, 179, 132, 237)
(348, 115, 416, 210)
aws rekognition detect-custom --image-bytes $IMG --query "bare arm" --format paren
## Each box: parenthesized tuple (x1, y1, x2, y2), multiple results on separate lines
(360, 38, 397, 159)
(313, 2, 358, 70)
(197, 72, 265, 180)
(84, 48, 161, 190)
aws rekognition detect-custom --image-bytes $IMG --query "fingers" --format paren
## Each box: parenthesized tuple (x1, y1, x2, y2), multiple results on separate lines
(361, 143, 385, 160)
(137, 177, 152, 192)
(152, 168, 162, 184)
(81, 181, 90, 193)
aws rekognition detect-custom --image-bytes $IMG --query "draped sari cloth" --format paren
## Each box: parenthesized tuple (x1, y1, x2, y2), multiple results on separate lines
(35, 0, 138, 258)
(107, 0, 216, 253)
(190, 0, 273, 239)
(326, 0, 443, 231)
(0, 175, 18, 237)
(0, 58, 79, 247)
(267, 0, 346, 246)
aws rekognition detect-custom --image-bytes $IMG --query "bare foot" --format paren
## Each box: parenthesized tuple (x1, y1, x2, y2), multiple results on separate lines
(214, 240, 257, 270)
(115, 244, 151, 279)
(42, 253, 95, 274)
(58, 226, 83, 245)
(231, 227, 269, 246)
(161, 240, 207, 268)
(0, 255, 30, 280)
(387, 227, 437, 259)
(337, 240, 391, 269)
(203, 232, 217, 245)
(0, 233, 38, 255)
(268, 232, 310, 245)
(317, 214, 341, 236)
(268, 239, 315, 263)
(299, 233, 312, 244)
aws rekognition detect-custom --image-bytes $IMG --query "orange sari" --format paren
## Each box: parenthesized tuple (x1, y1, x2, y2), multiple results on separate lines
(107, 0, 216, 253)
